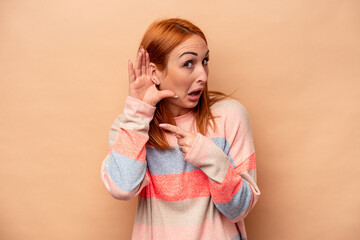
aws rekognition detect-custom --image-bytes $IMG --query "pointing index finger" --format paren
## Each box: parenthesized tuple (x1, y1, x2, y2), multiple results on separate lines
(159, 123, 187, 137)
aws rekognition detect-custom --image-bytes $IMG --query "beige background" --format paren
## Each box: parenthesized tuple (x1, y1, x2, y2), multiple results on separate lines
(1, 0, 359, 239)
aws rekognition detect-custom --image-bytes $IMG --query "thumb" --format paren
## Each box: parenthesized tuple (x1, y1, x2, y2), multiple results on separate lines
(157, 90, 178, 101)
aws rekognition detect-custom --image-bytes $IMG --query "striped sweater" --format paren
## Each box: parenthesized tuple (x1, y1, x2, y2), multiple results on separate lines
(101, 96, 260, 240)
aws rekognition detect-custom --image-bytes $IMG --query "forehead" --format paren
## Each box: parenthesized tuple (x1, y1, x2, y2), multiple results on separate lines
(171, 35, 208, 58)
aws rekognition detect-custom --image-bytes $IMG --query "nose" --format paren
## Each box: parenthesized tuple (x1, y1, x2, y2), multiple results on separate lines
(196, 65, 208, 84)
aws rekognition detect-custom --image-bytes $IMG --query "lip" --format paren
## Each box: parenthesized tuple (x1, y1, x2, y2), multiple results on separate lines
(188, 88, 204, 95)
(187, 88, 204, 101)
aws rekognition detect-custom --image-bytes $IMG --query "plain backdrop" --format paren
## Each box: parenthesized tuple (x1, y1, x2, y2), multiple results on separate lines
(1, 0, 359, 239)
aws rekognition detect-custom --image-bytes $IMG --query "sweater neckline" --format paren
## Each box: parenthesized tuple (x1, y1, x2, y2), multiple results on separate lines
(174, 110, 194, 123)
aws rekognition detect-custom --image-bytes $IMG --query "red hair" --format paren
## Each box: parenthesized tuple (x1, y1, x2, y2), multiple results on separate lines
(139, 18, 227, 150)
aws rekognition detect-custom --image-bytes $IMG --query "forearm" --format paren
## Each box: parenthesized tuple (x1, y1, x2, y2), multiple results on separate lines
(101, 96, 155, 200)
(209, 163, 260, 222)
(185, 133, 260, 221)
(101, 152, 149, 200)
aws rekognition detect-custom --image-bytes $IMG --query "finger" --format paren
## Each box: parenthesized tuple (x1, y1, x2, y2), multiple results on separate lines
(157, 90, 178, 102)
(135, 50, 142, 77)
(128, 60, 136, 83)
(145, 51, 150, 76)
(182, 146, 191, 154)
(141, 48, 146, 75)
(159, 123, 188, 137)
(177, 137, 187, 146)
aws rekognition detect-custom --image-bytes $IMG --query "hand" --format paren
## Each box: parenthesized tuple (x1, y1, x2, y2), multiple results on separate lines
(159, 123, 196, 158)
(128, 46, 177, 106)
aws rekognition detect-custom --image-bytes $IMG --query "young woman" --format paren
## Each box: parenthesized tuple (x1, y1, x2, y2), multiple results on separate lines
(101, 18, 260, 240)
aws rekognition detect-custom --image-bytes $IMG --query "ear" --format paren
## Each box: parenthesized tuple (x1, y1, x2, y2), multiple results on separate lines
(149, 62, 162, 85)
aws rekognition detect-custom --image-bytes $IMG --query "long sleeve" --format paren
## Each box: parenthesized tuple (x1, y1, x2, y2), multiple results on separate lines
(100, 96, 156, 200)
(184, 100, 260, 222)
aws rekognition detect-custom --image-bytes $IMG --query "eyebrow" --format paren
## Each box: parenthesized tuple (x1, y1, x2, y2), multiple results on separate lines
(179, 50, 209, 58)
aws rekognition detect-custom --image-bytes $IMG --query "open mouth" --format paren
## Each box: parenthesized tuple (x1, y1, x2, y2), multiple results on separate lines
(187, 88, 203, 101)
(188, 90, 202, 96)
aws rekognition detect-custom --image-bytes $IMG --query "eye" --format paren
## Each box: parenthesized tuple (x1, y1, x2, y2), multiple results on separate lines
(184, 60, 193, 68)
(202, 57, 209, 65)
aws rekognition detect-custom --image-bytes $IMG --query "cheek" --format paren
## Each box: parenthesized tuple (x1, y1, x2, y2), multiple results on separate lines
(160, 68, 194, 92)
(178, 77, 194, 95)
(167, 71, 192, 91)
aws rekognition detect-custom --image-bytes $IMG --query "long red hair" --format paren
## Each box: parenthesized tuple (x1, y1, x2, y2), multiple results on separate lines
(139, 18, 228, 150)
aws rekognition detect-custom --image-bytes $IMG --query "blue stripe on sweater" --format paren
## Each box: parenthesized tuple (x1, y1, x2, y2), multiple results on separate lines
(211, 137, 236, 168)
(146, 137, 235, 175)
(146, 146, 199, 175)
(214, 180, 252, 220)
(105, 152, 146, 192)
(231, 233, 247, 240)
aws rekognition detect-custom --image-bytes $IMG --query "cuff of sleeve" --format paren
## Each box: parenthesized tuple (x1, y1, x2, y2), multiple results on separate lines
(185, 133, 230, 183)
(184, 133, 204, 167)
(124, 96, 156, 122)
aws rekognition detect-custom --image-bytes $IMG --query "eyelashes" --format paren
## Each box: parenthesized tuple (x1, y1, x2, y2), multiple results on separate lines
(184, 60, 193, 68)
(202, 57, 209, 65)
(183, 57, 210, 68)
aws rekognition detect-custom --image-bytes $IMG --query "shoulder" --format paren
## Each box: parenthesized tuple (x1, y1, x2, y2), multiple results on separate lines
(209, 98, 255, 152)
(210, 97, 250, 121)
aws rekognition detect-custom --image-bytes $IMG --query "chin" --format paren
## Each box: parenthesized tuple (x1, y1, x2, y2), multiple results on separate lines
(184, 100, 200, 109)
(167, 97, 200, 114)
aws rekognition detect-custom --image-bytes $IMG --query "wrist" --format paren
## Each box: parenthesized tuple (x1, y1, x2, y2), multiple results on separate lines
(125, 96, 156, 120)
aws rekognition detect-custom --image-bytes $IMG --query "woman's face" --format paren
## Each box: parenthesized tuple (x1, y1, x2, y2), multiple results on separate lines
(156, 34, 209, 117)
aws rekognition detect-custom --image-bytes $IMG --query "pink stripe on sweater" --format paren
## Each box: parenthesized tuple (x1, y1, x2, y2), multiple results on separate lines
(210, 165, 244, 203)
(139, 170, 211, 201)
(108, 129, 147, 161)
(235, 153, 256, 174)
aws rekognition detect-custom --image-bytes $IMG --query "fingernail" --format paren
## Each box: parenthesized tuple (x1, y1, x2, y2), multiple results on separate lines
(173, 95, 178, 98)
(159, 123, 167, 128)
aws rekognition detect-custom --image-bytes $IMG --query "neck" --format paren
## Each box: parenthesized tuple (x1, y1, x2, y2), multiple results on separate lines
(165, 101, 191, 117)
(170, 107, 191, 118)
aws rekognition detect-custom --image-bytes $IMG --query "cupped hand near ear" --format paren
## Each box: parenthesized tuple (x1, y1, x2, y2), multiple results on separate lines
(159, 123, 197, 158)
(128, 46, 177, 106)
